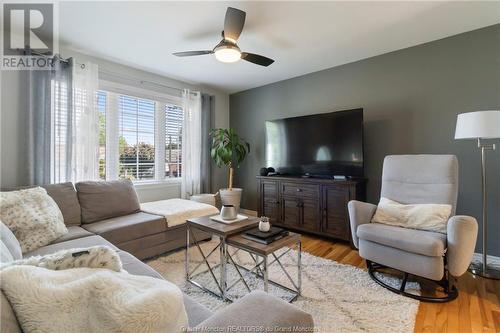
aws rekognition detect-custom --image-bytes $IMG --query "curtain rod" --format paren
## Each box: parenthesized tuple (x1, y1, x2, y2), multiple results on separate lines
(99, 69, 198, 96)
(20, 48, 198, 96)
(20, 49, 85, 67)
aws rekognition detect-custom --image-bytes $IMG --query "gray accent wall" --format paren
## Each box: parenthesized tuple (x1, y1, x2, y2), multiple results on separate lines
(230, 25, 500, 255)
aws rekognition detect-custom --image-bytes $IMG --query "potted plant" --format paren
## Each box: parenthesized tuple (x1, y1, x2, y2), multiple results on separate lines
(210, 128, 250, 212)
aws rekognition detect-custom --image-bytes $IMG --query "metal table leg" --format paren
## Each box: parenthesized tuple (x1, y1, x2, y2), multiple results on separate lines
(220, 236, 227, 300)
(263, 255, 269, 292)
(298, 240, 302, 295)
(185, 224, 190, 280)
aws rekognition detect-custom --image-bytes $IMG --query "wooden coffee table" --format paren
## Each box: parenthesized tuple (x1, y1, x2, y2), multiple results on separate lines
(186, 215, 301, 302)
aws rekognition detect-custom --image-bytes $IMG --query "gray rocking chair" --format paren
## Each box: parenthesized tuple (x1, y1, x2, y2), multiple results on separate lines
(348, 155, 478, 302)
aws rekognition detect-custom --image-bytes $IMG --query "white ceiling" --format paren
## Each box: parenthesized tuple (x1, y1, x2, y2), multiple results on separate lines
(58, 1, 500, 93)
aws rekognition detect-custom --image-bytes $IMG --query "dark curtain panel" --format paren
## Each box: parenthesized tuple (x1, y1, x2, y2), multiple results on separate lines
(200, 94, 215, 193)
(27, 55, 73, 185)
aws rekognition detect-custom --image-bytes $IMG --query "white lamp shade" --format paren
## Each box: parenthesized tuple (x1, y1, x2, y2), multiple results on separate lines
(455, 110, 500, 139)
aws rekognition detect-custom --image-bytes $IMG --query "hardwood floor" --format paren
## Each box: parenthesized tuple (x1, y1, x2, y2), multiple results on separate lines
(299, 235, 500, 333)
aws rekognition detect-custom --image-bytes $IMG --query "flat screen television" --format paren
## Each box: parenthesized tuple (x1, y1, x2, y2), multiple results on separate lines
(265, 108, 364, 177)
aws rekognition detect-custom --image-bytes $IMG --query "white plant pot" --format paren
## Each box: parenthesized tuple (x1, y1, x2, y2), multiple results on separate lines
(219, 188, 243, 213)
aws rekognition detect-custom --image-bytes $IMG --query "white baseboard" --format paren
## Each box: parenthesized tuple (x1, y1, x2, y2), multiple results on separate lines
(472, 253, 500, 270)
(240, 208, 258, 217)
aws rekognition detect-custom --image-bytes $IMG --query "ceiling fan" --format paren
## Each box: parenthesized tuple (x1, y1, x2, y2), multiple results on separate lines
(173, 7, 274, 67)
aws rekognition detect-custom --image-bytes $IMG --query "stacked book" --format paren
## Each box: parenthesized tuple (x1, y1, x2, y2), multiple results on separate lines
(242, 227, 289, 245)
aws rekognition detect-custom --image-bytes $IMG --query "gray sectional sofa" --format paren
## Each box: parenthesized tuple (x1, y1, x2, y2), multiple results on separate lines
(1, 180, 314, 332)
(45, 180, 212, 259)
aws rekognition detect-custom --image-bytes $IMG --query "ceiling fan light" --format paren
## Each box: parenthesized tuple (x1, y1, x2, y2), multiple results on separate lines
(214, 47, 241, 63)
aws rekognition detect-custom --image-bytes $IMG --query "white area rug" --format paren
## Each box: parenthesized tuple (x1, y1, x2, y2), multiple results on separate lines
(146, 240, 419, 333)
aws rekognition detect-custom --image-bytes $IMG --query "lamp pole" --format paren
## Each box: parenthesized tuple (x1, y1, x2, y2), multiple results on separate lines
(469, 138, 499, 279)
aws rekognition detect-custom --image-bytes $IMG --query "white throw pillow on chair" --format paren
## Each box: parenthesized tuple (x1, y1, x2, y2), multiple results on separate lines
(371, 197, 451, 234)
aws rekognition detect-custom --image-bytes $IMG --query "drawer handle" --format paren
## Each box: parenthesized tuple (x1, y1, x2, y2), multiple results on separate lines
(296, 188, 302, 192)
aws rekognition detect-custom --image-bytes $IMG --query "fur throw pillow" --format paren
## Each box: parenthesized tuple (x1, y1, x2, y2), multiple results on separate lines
(0, 187, 68, 253)
(1, 246, 122, 272)
(371, 197, 452, 234)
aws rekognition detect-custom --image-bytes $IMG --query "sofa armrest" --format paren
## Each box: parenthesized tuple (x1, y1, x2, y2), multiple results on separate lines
(348, 200, 377, 249)
(194, 291, 313, 333)
(447, 215, 478, 277)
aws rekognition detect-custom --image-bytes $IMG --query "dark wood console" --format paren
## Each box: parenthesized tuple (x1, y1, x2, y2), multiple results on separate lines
(257, 175, 366, 244)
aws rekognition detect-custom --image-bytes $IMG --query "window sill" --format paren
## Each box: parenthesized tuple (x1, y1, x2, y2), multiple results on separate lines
(133, 179, 181, 189)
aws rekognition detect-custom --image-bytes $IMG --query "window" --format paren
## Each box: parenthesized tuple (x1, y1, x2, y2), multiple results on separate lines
(52, 79, 70, 183)
(118, 95, 155, 180)
(165, 105, 183, 178)
(98, 88, 183, 182)
(97, 91, 106, 180)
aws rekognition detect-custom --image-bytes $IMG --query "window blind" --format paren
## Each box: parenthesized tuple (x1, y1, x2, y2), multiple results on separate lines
(51, 79, 70, 183)
(118, 95, 155, 180)
(97, 91, 107, 180)
(97, 89, 182, 182)
(165, 105, 183, 178)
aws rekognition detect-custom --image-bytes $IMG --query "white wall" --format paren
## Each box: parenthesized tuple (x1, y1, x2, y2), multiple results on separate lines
(0, 48, 230, 201)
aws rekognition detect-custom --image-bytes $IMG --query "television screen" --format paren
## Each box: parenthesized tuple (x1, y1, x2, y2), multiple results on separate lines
(265, 109, 364, 177)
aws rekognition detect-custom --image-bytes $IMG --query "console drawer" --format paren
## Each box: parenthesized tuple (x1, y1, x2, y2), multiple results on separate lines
(281, 182, 319, 199)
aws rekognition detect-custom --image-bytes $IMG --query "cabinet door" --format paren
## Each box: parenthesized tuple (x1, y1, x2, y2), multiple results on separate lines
(260, 180, 280, 224)
(281, 196, 301, 227)
(322, 185, 350, 240)
(300, 199, 321, 232)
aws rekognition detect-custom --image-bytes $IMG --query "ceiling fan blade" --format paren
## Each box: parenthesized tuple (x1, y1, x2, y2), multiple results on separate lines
(224, 7, 246, 41)
(241, 52, 274, 67)
(173, 50, 213, 57)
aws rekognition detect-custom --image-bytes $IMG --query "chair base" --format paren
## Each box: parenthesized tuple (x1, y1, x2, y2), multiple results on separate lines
(366, 260, 458, 303)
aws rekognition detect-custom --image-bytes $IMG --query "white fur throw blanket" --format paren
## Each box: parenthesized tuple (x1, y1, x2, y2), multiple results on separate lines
(0, 246, 122, 272)
(141, 198, 219, 227)
(1, 266, 188, 333)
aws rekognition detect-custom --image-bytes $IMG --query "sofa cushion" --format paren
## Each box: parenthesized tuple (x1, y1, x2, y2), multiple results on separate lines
(118, 250, 163, 279)
(24, 235, 117, 257)
(76, 180, 140, 223)
(184, 294, 214, 327)
(357, 223, 447, 257)
(51, 226, 94, 244)
(196, 291, 314, 332)
(42, 183, 81, 226)
(81, 212, 167, 244)
(0, 240, 14, 262)
(0, 221, 22, 260)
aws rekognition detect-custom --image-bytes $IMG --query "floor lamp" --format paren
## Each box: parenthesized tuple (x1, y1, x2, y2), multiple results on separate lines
(455, 110, 500, 280)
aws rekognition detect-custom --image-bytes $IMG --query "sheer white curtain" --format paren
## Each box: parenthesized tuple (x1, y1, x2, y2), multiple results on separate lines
(70, 62, 100, 182)
(50, 61, 101, 183)
(181, 89, 202, 198)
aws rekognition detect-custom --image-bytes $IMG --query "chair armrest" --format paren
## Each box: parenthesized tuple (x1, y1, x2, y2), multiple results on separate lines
(447, 215, 478, 277)
(194, 291, 314, 332)
(348, 200, 377, 249)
